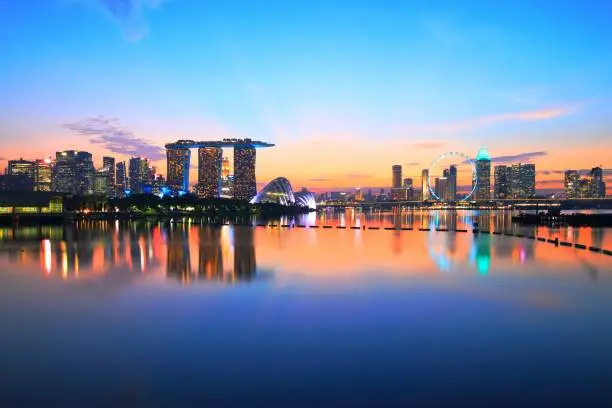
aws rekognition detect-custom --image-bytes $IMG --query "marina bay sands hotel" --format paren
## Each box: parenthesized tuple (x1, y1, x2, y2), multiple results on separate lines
(165, 139, 274, 200)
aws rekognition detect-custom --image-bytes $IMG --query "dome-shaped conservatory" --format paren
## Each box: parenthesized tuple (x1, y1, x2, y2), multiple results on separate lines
(250, 177, 295, 206)
(250, 178, 316, 209)
(294, 191, 316, 210)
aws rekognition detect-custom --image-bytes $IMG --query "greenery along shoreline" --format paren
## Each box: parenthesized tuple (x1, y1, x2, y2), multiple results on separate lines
(0, 194, 313, 225)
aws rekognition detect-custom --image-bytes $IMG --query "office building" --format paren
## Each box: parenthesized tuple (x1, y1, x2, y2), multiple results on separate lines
(222, 157, 231, 179)
(102, 156, 116, 197)
(564, 170, 580, 199)
(447, 165, 457, 201)
(166, 147, 191, 193)
(116, 161, 127, 193)
(52, 151, 95, 195)
(94, 168, 109, 195)
(197, 147, 223, 199)
(421, 169, 430, 201)
(435, 177, 448, 200)
(8, 159, 35, 183)
(392, 165, 402, 189)
(403, 178, 413, 188)
(509, 163, 536, 198)
(34, 158, 53, 192)
(494, 165, 510, 199)
(234, 146, 257, 200)
(128, 157, 153, 194)
(474, 149, 491, 201)
(355, 187, 363, 201)
(591, 167, 605, 198)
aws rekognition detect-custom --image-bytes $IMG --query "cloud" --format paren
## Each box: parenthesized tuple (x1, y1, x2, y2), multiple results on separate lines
(310, 178, 332, 182)
(417, 102, 585, 134)
(538, 168, 612, 176)
(491, 151, 548, 163)
(86, 0, 168, 41)
(62, 116, 165, 160)
(404, 161, 421, 166)
(0, 157, 6, 161)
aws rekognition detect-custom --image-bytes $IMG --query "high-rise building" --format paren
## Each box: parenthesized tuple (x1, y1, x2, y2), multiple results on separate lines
(128, 157, 153, 194)
(447, 165, 457, 201)
(355, 187, 363, 201)
(197, 147, 223, 199)
(52, 151, 95, 195)
(591, 167, 605, 198)
(103, 156, 116, 197)
(578, 178, 591, 198)
(494, 165, 509, 199)
(392, 165, 402, 189)
(403, 178, 413, 188)
(8, 159, 35, 188)
(474, 149, 491, 201)
(521, 163, 536, 198)
(234, 146, 257, 200)
(94, 169, 109, 195)
(34, 158, 53, 192)
(564, 170, 580, 199)
(116, 161, 127, 193)
(166, 147, 191, 193)
(421, 169, 430, 201)
(435, 177, 448, 200)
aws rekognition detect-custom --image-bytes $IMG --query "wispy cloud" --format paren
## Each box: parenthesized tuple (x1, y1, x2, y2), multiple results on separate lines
(62, 116, 165, 160)
(84, 0, 168, 41)
(0, 157, 6, 161)
(310, 178, 332, 182)
(417, 102, 586, 134)
(539, 168, 612, 176)
(492, 151, 548, 163)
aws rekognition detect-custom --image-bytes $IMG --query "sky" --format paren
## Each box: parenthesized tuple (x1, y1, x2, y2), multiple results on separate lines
(1, 0, 612, 194)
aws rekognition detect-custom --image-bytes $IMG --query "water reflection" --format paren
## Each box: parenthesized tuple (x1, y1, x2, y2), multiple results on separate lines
(0, 210, 610, 284)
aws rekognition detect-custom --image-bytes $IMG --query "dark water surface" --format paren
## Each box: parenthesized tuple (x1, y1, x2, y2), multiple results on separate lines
(1, 212, 611, 407)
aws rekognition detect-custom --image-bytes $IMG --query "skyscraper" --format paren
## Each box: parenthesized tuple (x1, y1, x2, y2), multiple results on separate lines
(564, 170, 580, 199)
(222, 157, 231, 179)
(448, 165, 457, 201)
(52, 151, 95, 195)
(591, 167, 605, 198)
(129, 157, 153, 194)
(474, 149, 491, 201)
(94, 168, 109, 195)
(494, 165, 510, 199)
(8, 159, 35, 183)
(116, 161, 127, 193)
(197, 147, 222, 199)
(103, 156, 116, 197)
(234, 146, 257, 200)
(403, 178, 413, 188)
(521, 163, 536, 198)
(392, 165, 402, 189)
(421, 169, 430, 201)
(34, 158, 53, 192)
(166, 147, 191, 193)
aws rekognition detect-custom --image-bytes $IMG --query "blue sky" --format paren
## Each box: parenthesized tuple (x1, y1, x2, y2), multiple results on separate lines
(1, 0, 611, 191)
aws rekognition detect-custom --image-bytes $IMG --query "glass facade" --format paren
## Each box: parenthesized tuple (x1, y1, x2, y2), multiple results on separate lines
(52, 151, 95, 195)
(474, 149, 491, 201)
(197, 147, 222, 199)
(234, 147, 257, 200)
(166, 148, 191, 193)
(494, 165, 509, 199)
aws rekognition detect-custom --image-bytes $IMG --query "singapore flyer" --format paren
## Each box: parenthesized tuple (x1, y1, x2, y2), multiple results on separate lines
(427, 151, 477, 202)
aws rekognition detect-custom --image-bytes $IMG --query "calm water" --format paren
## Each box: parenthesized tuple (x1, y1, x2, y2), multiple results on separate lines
(1, 211, 612, 407)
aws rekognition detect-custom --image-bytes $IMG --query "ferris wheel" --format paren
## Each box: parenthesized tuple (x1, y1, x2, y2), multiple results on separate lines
(427, 151, 477, 202)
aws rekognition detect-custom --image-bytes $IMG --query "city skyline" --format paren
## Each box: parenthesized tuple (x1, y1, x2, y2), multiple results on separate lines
(2, 1, 612, 193)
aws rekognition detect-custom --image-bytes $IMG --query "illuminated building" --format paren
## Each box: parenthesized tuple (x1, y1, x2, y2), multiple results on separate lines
(222, 157, 231, 179)
(102, 156, 115, 197)
(166, 147, 191, 193)
(510, 163, 536, 199)
(494, 165, 510, 199)
(392, 165, 402, 189)
(116, 161, 127, 193)
(448, 165, 457, 201)
(578, 178, 591, 198)
(93, 168, 109, 195)
(164, 139, 274, 199)
(421, 169, 430, 201)
(8, 159, 35, 184)
(294, 189, 317, 210)
(435, 177, 448, 200)
(234, 146, 257, 200)
(403, 178, 413, 188)
(196, 147, 222, 199)
(52, 151, 95, 195)
(251, 177, 316, 209)
(0, 192, 63, 214)
(34, 158, 52, 192)
(355, 187, 363, 201)
(564, 170, 580, 198)
(591, 167, 605, 198)
(128, 157, 153, 194)
(474, 149, 491, 201)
